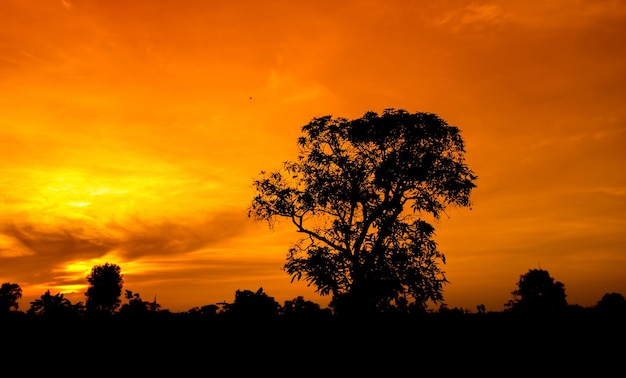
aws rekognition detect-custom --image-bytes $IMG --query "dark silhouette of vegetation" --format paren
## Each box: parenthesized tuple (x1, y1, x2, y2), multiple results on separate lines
(118, 290, 152, 319)
(505, 268, 567, 314)
(249, 109, 477, 316)
(281, 295, 332, 320)
(596, 292, 626, 315)
(0, 105, 618, 371)
(85, 262, 123, 317)
(2, 264, 624, 376)
(0, 282, 22, 313)
(27, 290, 84, 319)
(11, 264, 621, 324)
(221, 287, 281, 320)
(186, 304, 220, 319)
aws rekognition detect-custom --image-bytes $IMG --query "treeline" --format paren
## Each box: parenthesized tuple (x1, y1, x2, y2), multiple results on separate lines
(2, 263, 625, 377)
(1, 262, 625, 323)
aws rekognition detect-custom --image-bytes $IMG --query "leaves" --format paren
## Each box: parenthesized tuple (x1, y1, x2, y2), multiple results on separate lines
(85, 262, 124, 315)
(250, 109, 477, 313)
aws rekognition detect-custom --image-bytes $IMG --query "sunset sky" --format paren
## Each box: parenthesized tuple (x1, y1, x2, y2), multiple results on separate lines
(1, 0, 625, 313)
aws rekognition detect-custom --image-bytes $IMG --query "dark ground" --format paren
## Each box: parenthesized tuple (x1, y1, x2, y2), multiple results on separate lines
(3, 311, 624, 376)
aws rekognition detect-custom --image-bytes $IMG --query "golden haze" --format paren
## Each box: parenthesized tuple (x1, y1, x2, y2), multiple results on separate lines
(0, 0, 625, 312)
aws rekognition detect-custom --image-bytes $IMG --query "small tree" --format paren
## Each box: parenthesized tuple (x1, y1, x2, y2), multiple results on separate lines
(505, 268, 567, 314)
(27, 290, 82, 319)
(187, 304, 220, 319)
(85, 262, 123, 316)
(222, 287, 281, 320)
(118, 290, 149, 318)
(595, 292, 626, 315)
(476, 304, 486, 314)
(0, 282, 22, 313)
(282, 296, 331, 320)
(250, 109, 477, 315)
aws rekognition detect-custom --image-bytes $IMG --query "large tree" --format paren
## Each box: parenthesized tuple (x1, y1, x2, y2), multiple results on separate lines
(250, 109, 477, 314)
(85, 262, 124, 316)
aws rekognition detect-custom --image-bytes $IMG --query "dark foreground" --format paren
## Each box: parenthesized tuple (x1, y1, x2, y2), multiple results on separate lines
(4, 311, 624, 376)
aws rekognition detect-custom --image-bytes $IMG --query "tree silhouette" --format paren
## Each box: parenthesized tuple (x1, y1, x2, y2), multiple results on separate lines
(27, 290, 83, 319)
(186, 304, 220, 319)
(119, 290, 149, 318)
(85, 262, 123, 316)
(595, 292, 626, 315)
(222, 287, 281, 320)
(0, 282, 22, 313)
(505, 268, 567, 314)
(282, 296, 331, 320)
(250, 108, 477, 315)
(146, 295, 161, 313)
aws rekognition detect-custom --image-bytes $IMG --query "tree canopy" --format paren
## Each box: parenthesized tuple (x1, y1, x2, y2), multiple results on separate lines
(0, 282, 22, 313)
(27, 290, 83, 318)
(505, 268, 568, 314)
(222, 287, 281, 320)
(250, 108, 477, 315)
(595, 292, 626, 315)
(85, 262, 124, 316)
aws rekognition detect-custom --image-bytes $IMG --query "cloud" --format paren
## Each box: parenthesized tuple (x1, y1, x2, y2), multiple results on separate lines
(0, 208, 253, 286)
(427, 1, 626, 33)
(108, 210, 252, 259)
(427, 2, 507, 33)
(1, 222, 113, 260)
(0, 208, 251, 258)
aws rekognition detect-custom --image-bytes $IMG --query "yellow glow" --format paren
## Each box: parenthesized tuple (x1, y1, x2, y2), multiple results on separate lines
(0, 234, 34, 257)
(68, 201, 91, 207)
(63, 259, 110, 275)
(51, 284, 85, 294)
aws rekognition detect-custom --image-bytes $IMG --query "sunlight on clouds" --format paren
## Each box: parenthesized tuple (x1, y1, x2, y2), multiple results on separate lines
(429, 1, 626, 33)
(430, 3, 507, 32)
(0, 161, 230, 228)
(63, 257, 118, 276)
(0, 234, 34, 257)
(54, 251, 128, 295)
(11, 168, 134, 223)
(455, 4, 504, 25)
(64, 254, 131, 277)
(67, 201, 91, 207)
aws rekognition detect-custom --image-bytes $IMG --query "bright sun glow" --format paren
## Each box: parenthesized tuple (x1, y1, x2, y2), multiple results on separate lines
(10, 168, 135, 223)
(4, 164, 206, 225)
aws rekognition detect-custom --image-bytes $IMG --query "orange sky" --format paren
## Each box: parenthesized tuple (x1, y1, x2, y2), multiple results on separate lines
(1, 0, 625, 313)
